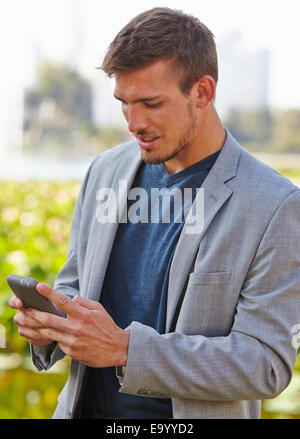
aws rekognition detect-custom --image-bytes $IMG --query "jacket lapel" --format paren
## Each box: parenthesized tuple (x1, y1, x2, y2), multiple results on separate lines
(82, 131, 242, 328)
(83, 143, 142, 301)
(166, 131, 242, 332)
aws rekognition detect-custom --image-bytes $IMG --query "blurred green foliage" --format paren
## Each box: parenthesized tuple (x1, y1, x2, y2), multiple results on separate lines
(224, 108, 300, 153)
(0, 174, 300, 418)
(0, 181, 80, 418)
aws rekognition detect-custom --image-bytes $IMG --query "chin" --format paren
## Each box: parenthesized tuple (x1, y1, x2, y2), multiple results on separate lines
(141, 150, 162, 165)
(141, 146, 179, 164)
(142, 157, 164, 165)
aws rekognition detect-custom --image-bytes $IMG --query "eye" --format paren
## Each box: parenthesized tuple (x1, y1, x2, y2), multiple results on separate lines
(145, 102, 163, 108)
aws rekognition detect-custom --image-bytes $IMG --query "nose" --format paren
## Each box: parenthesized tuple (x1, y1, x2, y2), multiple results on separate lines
(125, 105, 148, 134)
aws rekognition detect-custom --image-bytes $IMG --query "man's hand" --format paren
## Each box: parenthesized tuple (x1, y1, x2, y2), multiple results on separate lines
(8, 296, 54, 346)
(24, 283, 130, 368)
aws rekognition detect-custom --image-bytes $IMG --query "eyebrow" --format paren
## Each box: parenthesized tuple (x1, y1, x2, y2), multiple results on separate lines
(114, 94, 163, 104)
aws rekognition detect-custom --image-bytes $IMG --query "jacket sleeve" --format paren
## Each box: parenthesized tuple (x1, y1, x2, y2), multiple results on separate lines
(119, 189, 300, 401)
(31, 160, 94, 371)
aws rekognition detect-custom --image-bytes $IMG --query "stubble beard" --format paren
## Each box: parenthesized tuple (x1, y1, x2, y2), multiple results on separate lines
(141, 100, 198, 165)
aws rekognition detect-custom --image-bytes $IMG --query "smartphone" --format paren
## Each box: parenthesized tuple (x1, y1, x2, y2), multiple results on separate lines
(7, 274, 59, 315)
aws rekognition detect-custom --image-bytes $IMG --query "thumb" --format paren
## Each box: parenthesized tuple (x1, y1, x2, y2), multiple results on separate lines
(72, 295, 101, 311)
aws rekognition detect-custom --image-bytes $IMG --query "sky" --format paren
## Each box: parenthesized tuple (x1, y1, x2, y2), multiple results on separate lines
(1, 0, 300, 110)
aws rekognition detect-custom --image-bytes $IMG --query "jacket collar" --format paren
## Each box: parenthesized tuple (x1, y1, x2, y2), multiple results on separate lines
(209, 128, 241, 183)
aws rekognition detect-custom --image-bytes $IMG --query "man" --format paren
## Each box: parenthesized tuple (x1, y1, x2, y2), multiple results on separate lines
(9, 7, 300, 419)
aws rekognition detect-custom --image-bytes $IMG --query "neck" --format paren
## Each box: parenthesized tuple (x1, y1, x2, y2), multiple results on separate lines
(164, 106, 226, 174)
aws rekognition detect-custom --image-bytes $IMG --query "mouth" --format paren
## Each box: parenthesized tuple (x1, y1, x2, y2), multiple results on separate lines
(137, 135, 161, 150)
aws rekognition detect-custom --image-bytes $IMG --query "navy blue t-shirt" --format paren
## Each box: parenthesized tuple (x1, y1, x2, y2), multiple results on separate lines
(82, 149, 220, 418)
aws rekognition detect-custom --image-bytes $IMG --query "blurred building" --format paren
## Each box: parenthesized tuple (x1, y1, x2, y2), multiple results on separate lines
(215, 31, 270, 118)
(0, 10, 271, 163)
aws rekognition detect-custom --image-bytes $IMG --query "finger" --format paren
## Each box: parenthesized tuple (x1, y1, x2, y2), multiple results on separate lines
(8, 296, 23, 310)
(39, 327, 74, 346)
(28, 338, 53, 346)
(57, 343, 71, 356)
(36, 283, 81, 317)
(26, 307, 72, 332)
(72, 295, 101, 311)
(14, 310, 44, 328)
(18, 325, 48, 341)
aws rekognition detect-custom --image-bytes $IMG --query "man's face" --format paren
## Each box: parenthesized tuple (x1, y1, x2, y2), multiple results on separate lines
(114, 60, 200, 167)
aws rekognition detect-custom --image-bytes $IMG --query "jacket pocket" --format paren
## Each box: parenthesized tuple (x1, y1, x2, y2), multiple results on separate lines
(176, 272, 235, 335)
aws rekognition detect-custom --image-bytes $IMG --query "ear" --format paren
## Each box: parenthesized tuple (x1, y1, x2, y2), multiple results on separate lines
(194, 75, 216, 109)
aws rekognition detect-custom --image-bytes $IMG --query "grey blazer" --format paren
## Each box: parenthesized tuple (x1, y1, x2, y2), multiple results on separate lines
(31, 130, 300, 419)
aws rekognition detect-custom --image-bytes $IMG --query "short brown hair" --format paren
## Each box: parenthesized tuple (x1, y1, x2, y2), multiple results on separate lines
(100, 7, 218, 94)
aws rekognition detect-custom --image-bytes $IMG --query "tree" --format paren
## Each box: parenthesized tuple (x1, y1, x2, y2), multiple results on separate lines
(224, 108, 300, 153)
(272, 110, 300, 153)
(224, 108, 273, 146)
(23, 60, 93, 154)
